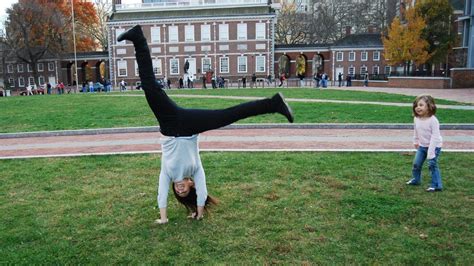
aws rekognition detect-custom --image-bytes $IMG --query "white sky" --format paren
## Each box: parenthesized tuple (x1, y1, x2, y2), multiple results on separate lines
(0, 0, 17, 24)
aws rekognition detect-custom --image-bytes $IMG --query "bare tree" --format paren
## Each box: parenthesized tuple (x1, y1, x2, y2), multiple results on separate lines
(78, 0, 112, 51)
(275, 2, 309, 44)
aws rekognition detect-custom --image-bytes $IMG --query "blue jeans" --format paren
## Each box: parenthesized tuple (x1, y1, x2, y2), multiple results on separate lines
(412, 146, 443, 189)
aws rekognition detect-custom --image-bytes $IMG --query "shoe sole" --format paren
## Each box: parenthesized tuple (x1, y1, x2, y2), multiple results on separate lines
(277, 92, 294, 123)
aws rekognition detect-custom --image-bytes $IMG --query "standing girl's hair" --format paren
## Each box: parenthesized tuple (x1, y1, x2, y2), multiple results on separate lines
(413, 94, 437, 117)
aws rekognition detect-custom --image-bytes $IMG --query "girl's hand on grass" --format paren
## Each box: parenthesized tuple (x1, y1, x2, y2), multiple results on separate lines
(187, 212, 197, 219)
(154, 218, 169, 224)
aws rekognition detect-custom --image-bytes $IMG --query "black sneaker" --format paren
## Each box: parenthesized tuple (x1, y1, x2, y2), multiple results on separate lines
(117, 25, 144, 42)
(272, 92, 294, 123)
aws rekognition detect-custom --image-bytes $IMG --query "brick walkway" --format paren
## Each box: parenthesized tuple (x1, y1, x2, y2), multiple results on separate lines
(1, 127, 472, 159)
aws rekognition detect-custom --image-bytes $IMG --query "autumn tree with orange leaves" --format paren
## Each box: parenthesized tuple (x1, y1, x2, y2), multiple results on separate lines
(382, 5, 431, 75)
(2, 0, 99, 87)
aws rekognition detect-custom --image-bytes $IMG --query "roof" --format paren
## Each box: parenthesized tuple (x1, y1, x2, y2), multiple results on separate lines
(109, 6, 274, 22)
(332, 33, 383, 48)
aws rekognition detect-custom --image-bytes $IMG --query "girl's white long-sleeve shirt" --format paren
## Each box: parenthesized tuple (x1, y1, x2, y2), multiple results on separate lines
(157, 135, 207, 208)
(413, 116, 443, 159)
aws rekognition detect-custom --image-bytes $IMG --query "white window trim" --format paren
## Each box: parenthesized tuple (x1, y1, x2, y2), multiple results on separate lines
(256, 23, 266, 40)
(117, 60, 127, 77)
(373, 51, 380, 61)
(48, 62, 55, 71)
(37, 63, 44, 72)
(39, 76, 45, 85)
(151, 26, 161, 43)
(237, 23, 247, 40)
(336, 52, 343, 62)
(201, 24, 211, 41)
(18, 77, 25, 87)
(8, 78, 15, 87)
(201, 57, 211, 72)
(134, 61, 139, 77)
(185, 25, 195, 42)
(170, 58, 180, 75)
(220, 57, 229, 73)
(361, 51, 368, 61)
(17, 64, 24, 73)
(238, 56, 247, 73)
(27, 64, 33, 72)
(169, 26, 179, 43)
(360, 66, 368, 74)
(349, 52, 355, 61)
(28, 77, 35, 85)
(153, 59, 162, 75)
(7, 64, 13, 73)
(219, 24, 229, 41)
(256, 55, 266, 73)
(372, 66, 380, 75)
(116, 28, 126, 45)
(348, 67, 355, 75)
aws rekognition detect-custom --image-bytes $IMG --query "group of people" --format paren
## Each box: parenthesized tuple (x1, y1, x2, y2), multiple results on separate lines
(81, 78, 112, 93)
(118, 25, 444, 225)
(313, 73, 329, 88)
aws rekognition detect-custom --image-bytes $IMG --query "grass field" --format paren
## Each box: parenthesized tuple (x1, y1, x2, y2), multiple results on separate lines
(0, 88, 473, 133)
(1, 152, 473, 264)
(1, 88, 473, 263)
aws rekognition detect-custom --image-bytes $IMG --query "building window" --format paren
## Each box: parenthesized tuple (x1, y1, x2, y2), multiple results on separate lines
(28, 77, 35, 85)
(348, 67, 355, 76)
(256, 23, 265, 40)
(336, 52, 343, 61)
(134, 61, 139, 76)
(169, 26, 179, 43)
(372, 66, 379, 75)
(349, 52, 355, 61)
(384, 66, 391, 74)
(151, 27, 161, 43)
(220, 57, 229, 73)
(256, 56, 265, 72)
(373, 51, 380, 61)
(48, 62, 55, 71)
(238, 56, 247, 73)
(202, 57, 211, 72)
(27, 64, 33, 72)
(39, 76, 45, 85)
(7, 64, 13, 73)
(117, 60, 127, 77)
(37, 63, 44, 72)
(237, 23, 247, 40)
(360, 66, 367, 75)
(219, 24, 229, 41)
(116, 28, 125, 45)
(8, 78, 15, 87)
(17, 64, 24, 73)
(170, 58, 179, 75)
(361, 51, 368, 61)
(18, 77, 25, 87)
(185, 25, 194, 42)
(201, 24, 211, 41)
(153, 59, 162, 75)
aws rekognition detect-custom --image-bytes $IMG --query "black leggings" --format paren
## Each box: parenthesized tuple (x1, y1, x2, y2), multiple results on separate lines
(132, 32, 279, 137)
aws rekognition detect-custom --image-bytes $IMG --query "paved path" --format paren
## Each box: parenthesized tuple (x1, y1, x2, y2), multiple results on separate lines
(1, 127, 472, 159)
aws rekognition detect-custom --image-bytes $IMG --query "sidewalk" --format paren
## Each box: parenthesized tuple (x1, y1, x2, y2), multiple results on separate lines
(1, 126, 473, 159)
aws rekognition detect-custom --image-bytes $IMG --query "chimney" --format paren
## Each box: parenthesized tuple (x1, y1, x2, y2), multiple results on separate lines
(345, 26, 352, 36)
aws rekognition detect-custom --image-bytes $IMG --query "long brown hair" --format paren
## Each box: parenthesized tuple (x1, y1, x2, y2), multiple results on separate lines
(413, 94, 437, 117)
(172, 185, 218, 213)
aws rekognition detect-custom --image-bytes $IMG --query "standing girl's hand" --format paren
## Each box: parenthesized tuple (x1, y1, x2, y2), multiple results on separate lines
(414, 143, 419, 149)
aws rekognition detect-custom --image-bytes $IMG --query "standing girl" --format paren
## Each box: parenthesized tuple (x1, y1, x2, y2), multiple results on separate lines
(118, 25, 294, 224)
(406, 94, 443, 192)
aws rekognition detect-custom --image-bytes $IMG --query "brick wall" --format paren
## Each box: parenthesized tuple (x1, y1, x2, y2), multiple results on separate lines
(451, 68, 474, 88)
(387, 77, 450, 89)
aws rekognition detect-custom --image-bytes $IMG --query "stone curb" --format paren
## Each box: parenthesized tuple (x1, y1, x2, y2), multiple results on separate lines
(1, 123, 473, 139)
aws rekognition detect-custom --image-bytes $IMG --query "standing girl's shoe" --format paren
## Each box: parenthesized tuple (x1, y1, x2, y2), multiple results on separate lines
(407, 94, 443, 192)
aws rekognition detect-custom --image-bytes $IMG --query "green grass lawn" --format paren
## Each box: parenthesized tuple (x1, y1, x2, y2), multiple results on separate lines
(1, 152, 472, 264)
(1, 89, 473, 133)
